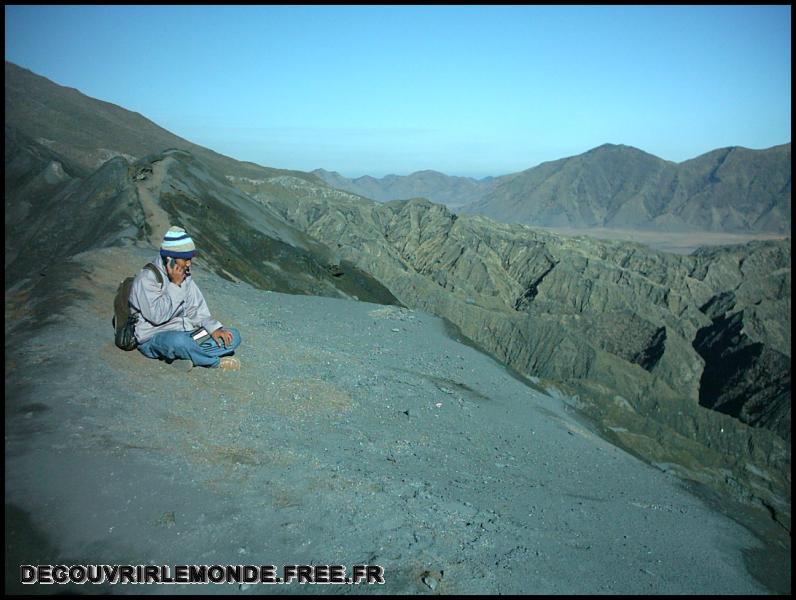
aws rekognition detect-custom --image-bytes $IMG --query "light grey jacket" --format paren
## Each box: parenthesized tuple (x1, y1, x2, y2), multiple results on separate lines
(130, 255, 223, 344)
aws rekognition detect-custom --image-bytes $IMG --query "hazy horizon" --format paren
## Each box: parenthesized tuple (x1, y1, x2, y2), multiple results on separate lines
(5, 5, 791, 179)
(312, 140, 792, 180)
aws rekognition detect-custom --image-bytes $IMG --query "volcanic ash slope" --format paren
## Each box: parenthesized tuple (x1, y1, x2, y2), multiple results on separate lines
(4, 245, 772, 594)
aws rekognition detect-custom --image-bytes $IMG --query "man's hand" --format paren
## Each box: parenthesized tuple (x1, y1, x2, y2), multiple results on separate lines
(166, 259, 188, 285)
(211, 328, 233, 348)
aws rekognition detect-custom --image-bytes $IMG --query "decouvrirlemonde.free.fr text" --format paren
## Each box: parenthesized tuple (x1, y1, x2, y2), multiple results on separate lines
(21, 564, 385, 585)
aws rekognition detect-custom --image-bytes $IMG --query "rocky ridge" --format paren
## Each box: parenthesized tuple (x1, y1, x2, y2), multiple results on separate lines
(4, 61, 326, 187)
(5, 129, 400, 315)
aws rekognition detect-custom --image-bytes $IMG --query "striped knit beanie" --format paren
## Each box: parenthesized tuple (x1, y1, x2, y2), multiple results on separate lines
(160, 226, 197, 259)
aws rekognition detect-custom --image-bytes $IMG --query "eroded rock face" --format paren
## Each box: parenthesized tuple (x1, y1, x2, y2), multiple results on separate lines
(689, 243, 792, 441)
(253, 186, 789, 434)
(235, 179, 790, 528)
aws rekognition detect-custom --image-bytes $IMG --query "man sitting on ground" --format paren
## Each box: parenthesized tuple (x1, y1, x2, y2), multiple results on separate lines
(130, 226, 242, 370)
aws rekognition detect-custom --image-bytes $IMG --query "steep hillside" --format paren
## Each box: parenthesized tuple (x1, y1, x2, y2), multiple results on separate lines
(674, 144, 792, 231)
(4, 61, 323, 185)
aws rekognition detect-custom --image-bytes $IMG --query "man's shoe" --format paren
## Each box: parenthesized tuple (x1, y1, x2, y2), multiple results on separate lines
(219, 356, 241, 371)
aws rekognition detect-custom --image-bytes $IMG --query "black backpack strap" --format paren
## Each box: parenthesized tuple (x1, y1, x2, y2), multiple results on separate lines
(143, 262, 164, 288)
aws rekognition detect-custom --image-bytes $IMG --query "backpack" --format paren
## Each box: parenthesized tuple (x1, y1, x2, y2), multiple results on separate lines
(113, 263, 163, 350)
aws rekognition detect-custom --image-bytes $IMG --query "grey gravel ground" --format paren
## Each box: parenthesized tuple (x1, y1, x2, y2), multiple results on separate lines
(4, 246, 781, 594)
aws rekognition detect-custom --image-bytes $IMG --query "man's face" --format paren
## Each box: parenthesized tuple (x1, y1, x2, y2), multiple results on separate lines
(166, 257, 192, 275)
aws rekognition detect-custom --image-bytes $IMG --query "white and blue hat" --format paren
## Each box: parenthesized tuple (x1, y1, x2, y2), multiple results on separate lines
(160, 226, 197, 259)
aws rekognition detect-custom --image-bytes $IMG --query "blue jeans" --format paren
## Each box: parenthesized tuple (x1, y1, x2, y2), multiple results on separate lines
(137, 328, 241, 368)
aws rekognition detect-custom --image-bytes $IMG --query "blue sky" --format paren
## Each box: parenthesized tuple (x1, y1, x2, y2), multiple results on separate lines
(5, 5, 791, 178)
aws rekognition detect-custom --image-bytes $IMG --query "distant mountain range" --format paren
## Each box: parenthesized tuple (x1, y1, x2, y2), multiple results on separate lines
(312, 168, 497, 209)
(314, 142, 791, 233)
